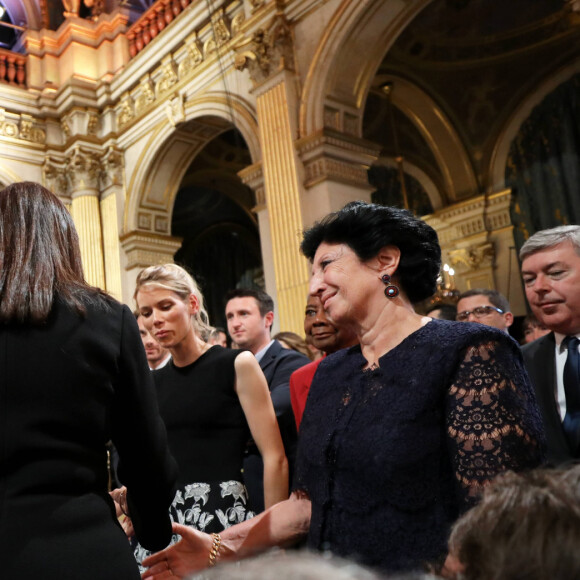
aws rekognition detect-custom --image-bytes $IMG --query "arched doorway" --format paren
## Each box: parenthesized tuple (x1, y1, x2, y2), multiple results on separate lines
(172, 128, 262, 329)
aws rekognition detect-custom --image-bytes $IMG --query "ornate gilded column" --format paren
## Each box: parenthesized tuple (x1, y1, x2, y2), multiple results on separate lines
(235, 8, 309, 334)
(99, 147, 125, 301)
(67, 147, 107, 290)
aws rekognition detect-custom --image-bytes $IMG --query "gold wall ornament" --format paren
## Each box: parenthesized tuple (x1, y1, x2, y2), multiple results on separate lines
(233, 11, 295, 86)
(155, 57, 178, 95)
(87, 112, 99, 136)
(449, 242, 495, 274)
(178, 33, 204, 78)
(165, 93, 186, 127)
(0, 108, 47, 144)
(135, 76, 156, 114)
(204, 37, 218, 58)
(211, 9, 231, 46)
(230, 12, 245, 36)
(61, 118, 72, 138)
(117, 94, 135, 129)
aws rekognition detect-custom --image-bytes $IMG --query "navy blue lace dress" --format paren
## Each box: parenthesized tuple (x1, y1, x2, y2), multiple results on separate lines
(294, 320, 545, 573)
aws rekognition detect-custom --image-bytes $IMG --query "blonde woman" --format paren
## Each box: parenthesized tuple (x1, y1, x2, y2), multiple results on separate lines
(131, 264, 288, 566)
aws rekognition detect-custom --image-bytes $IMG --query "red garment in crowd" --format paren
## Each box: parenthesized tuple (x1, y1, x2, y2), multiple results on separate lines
(290, 357, 324, 430)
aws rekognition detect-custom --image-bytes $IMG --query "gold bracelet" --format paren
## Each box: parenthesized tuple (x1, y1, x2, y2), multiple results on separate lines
(208, 533, 221, 567)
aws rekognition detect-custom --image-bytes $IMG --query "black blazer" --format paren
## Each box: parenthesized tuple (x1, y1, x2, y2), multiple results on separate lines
(244, 340, 310, 512)
(0, 298, 178, 580)
(522, 332, 576, 465)
(259, 339, 311, 457)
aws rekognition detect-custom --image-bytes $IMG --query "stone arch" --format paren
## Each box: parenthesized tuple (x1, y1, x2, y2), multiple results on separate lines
(376, 75, 478, 201)
(299, 0, 478, 200)
(124, 92, 260, 233)
(299, 0, 432, 137)
(489, 59, 580, 190)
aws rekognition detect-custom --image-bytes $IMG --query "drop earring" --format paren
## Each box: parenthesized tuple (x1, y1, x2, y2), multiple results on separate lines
(381, 274, 399, 299)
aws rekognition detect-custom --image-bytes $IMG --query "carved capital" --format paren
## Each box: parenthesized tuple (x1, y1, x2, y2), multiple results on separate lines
(67, 148, 102, 192)
(234, 11, 294, 86)
(100, 147, 124, 190)
(449, 242, 495, 274)
(120, 230, 183, 270)
(43, 158, 69, 197)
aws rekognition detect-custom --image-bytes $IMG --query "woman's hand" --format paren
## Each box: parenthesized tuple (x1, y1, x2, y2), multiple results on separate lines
(141, 523, 213, 579)
(110, 486, 128, 517)
(109, 486, 134, 538)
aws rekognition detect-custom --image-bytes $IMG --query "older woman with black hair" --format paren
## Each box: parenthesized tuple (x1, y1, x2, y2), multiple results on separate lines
(142, 201, 545, 578)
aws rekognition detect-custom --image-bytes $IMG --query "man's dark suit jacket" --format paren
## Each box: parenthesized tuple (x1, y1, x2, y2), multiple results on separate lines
(244, 339, 310, 512)
(522, 332, 577, 465)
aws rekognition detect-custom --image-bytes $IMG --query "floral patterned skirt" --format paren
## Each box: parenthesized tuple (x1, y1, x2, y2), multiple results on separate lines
(133, 479, 255, 572)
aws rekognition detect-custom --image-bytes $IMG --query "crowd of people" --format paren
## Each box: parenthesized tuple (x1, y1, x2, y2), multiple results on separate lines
(2, 182, 580, 580)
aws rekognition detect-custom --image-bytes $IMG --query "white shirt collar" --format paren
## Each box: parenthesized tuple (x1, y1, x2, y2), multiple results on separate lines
(254, 339, 275, 363)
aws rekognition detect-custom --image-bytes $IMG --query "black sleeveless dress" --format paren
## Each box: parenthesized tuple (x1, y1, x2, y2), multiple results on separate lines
(294, 320, 545, 573)
(134, 346, 254, 567)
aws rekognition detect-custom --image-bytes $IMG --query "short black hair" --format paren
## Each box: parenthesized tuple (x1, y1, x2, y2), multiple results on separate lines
(225, 288, 274, 317)
(458, 288, 511, 313)
(300, 201, 441, 303)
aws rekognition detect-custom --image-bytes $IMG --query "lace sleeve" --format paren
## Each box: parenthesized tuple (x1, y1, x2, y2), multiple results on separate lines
(446, 338, 545, 509)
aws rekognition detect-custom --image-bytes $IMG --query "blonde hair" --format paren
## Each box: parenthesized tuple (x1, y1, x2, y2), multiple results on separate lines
(134, 263, 212, 338)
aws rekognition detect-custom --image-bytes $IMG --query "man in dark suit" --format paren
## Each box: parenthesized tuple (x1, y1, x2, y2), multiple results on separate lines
(520, 225, 580, 465)
(225, 288, 309, 511)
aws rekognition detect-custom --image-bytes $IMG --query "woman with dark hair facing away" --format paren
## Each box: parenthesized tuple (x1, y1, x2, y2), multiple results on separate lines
(132, 264, 288, 569)
(0, 182, 178, 580)
(142, 201, 544, 578)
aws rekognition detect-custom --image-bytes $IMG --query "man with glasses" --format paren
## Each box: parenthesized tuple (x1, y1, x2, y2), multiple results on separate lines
(455, 288, 514, 333)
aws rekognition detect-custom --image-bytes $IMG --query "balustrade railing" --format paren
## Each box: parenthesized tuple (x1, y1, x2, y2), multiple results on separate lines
(127, 0, 192, 59)
(0, 48, 26, 88)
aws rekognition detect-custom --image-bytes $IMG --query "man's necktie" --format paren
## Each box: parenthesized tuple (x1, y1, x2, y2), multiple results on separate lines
(563, 335, 580, 455)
